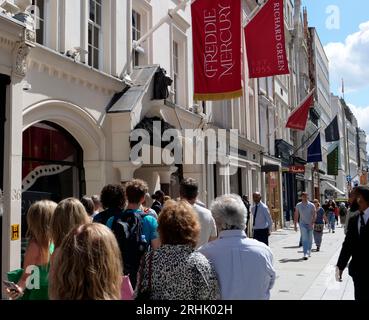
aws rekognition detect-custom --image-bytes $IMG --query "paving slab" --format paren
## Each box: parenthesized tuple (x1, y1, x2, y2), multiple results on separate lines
(269, 225, 354, 300)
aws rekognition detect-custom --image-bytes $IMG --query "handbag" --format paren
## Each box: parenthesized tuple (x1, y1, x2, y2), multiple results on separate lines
(135, 251, 153, 301)
(121, 276, 134, 300)
(314, 224, 324, 232)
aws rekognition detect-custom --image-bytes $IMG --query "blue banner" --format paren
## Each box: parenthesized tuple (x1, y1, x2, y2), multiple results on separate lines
(307, 133, 322, 163)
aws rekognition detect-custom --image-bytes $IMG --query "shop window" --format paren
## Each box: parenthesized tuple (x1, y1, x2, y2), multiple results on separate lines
(132, 10, 141, 67)
(172, 41, 179, 104)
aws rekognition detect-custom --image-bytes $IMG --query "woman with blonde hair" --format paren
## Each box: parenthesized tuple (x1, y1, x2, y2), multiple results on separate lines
(50, 198, 90, 250)
(135, 200, 219, 300)
(49, 223, 123, 300)
(6, 200, 57, 300)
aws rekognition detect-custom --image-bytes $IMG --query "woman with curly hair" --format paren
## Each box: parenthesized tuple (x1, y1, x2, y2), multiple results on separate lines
(49, 223, 123, 300)
(135, 200, 219, 300)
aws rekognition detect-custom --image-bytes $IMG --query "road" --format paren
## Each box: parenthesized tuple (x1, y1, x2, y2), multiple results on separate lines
(269, 224, 354, 300)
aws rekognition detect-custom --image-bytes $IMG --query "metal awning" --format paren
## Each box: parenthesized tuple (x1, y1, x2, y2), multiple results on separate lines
(322, 181, 345, 196)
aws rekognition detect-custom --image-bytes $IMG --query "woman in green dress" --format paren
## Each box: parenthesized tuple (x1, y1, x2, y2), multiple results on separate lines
(6, 200, 57, 300)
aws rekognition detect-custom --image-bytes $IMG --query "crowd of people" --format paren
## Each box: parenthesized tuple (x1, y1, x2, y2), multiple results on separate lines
(293, 188, 369, 300)
(5, 178, 275, 300)
(4, 179, 368, 301)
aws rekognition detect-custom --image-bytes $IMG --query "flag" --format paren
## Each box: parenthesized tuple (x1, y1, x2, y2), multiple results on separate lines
(307, 133, 322, 163)
(327, 145, 339, 176)
(285, 90, 315, 131)
(244, 0, 290, 78)
(325, 115, 340, 142)
(191, 0, 242, 101)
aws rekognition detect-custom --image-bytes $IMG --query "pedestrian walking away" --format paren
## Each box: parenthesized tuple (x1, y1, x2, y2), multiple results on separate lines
(294, 192, 316, 260)
(312, 199, 327, 252)
(106, 179, 160, 289)
(251, 192, 273, 246)
(326, 200, 336, 233)
(336, 186, 369, 301)
(339, 202, 347, 226)
(135, 200, 219, 300)
(199, 194, 276, 300)
(49, 223, 123, 300)
(5, 201, 57, 300)
(180, 178, 217, 249)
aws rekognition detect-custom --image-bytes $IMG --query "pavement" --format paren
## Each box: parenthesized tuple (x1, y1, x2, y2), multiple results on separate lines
(269, 224, 354, 300)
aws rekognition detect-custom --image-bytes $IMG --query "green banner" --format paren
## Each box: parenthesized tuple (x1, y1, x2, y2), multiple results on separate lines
(327, 145, 339, 176)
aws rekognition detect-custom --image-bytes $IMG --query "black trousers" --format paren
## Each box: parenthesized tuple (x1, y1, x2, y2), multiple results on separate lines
(253, 228, 269, 246)
(353, 276, 369, 301)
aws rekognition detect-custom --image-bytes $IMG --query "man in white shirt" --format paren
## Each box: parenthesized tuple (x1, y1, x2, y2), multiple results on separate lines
(199, 194, 276, 300)
(180, 178, 217, 248)
(252, 192, 273, 246)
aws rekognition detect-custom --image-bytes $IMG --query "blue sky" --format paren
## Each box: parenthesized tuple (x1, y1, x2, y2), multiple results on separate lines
(302, 0, 369, 106)
(302, 0, 369, 144)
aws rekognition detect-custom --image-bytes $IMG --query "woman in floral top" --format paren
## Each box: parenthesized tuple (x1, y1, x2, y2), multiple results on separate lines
(135, 200, 220, 300)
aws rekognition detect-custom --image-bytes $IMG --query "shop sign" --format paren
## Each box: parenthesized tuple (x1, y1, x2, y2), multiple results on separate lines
(289, 166, 305, 174)
(11, 224, 19, 241)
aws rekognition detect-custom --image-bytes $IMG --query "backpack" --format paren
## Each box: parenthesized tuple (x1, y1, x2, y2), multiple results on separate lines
(106, 209, 149, 288)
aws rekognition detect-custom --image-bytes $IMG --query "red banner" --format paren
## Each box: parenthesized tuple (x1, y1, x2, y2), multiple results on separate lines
(286, 91, 315, 131)
(191, 0, 242, 101)
(244, 0, 289, 78)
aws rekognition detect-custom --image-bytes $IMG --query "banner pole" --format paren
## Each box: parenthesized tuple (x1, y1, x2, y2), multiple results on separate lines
(292, 127, 321, 156)
(133, 0, 192, 49)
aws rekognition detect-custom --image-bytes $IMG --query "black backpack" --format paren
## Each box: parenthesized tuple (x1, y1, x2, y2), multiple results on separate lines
(107, 209, 149, 288)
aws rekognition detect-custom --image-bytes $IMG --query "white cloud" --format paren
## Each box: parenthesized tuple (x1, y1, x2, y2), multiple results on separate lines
(324, 21, 369, 92)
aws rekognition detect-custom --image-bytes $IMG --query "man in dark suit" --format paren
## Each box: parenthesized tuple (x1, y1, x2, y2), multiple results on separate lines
(336, 186, 369, 300)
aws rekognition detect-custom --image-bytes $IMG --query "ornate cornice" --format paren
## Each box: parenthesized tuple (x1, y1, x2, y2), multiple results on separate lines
(28, 58, 117, 96)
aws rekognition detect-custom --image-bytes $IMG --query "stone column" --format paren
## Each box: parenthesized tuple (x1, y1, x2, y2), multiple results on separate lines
(2, 77, 24, 290)
(158, 166, 178, 196)
(113, 162, 141, 184)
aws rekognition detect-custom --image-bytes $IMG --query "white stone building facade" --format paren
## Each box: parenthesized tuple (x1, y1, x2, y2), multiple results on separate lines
(0, 0, 264, 288)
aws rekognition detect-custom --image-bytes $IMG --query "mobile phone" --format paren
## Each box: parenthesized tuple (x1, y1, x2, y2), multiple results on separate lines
(3, 280, 19, 292)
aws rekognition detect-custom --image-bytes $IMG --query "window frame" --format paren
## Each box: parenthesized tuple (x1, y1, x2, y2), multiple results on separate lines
(88, 0, 102, 69)
(31, 0, 45, 45)
(132, 9, 142, 67)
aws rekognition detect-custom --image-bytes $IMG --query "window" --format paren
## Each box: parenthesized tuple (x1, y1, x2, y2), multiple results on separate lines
(132, 10, 141, 67)
(172, 41, 179, 104)
(31, 0, 45, 45)
(88, 0, 102, 69)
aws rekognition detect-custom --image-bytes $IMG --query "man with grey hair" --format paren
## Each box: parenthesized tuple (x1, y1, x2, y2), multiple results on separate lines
(199, 194, 276, 300)
(252, 192, 273, 246)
